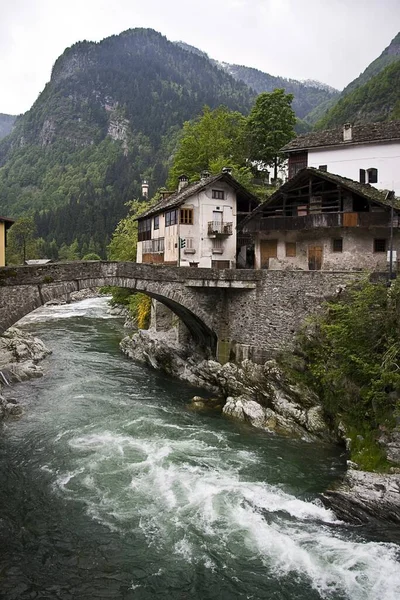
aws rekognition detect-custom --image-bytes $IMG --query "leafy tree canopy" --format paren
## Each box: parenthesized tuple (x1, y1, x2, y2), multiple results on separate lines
(167, 106, 252, 188)
(246, 89, 296, 179)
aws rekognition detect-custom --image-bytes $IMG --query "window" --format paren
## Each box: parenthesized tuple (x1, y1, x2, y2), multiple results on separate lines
(318, 165, 327, 172)
(359, 169, 366, 184)
(374, 238, 387, 253)
(285, 242, 296, 257)
(180, 208, 193, 225)
(288, 152, 307, 179)
(138, 218, 152, 241)
(165, 209, 178, 227)
(154, 215, 159, 230)
(212, 190, 225, 200)
(332, 238, 343, 253)
(367, 168, 378, 184)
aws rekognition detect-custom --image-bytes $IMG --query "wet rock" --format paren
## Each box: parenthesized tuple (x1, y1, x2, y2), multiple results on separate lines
(0, 328, 51, 384)
(188, 396, 223, 411)
(321, 469, 400, 524)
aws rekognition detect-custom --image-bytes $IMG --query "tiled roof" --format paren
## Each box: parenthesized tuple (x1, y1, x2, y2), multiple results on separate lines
(239, 167, 399, 229)
(281, 121, 400, 152)
(137, 173, 259, 220)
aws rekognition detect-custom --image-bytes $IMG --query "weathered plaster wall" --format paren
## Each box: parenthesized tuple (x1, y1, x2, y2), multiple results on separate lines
(308, 141, 400, 196)
(254, 229, 400, 271)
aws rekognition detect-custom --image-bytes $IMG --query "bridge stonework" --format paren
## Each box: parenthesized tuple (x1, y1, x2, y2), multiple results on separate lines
(0, 262, 362, 363)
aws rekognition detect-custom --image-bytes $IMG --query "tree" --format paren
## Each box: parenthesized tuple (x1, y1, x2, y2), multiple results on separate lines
(246, 89, 296, 181)
(107, 199, 151, 262)
(6, 217, 37, 264)
(167, 106, 250, 187)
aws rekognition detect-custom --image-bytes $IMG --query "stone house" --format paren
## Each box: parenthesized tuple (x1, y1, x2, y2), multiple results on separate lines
(281, 122, 400, 196)
(0, 216, 14, 267)
(240, 167, 400, 271)
(136, 170, 258, 269)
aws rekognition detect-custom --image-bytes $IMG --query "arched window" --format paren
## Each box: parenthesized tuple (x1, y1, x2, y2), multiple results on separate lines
(367, 168, 378, 184)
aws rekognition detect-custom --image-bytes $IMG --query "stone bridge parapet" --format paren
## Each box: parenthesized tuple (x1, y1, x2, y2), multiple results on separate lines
(0, 261, 364, 363)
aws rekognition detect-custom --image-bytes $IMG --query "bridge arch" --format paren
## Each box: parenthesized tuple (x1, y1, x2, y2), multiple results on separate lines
(0, 265, 219, 355)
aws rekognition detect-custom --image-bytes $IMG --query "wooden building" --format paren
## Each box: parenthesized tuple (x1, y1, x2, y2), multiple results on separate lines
(240, 167, 399, 272)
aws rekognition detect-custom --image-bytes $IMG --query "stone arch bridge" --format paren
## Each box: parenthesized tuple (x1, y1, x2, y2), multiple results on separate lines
(0, 261, 360, 363)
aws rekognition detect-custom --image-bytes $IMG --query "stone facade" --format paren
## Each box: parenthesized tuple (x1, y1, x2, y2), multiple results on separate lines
(0, 261, 368, 364)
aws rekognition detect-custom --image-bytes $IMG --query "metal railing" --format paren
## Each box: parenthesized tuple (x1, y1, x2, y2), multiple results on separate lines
(207, 221, 233, 235)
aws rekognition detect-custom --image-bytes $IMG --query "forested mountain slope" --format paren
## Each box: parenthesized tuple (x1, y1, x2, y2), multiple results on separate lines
(0, 114, 16, 140)
(173, 41, 339, 120)
(220, 63, 339, 120)
(315, 32, 400, 128)
(0, 28, 252, 256)
(315, 60, 400, 129)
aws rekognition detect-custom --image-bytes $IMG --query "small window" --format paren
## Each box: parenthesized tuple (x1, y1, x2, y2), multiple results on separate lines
(154, 215, 159, 230)
(332, 238, 343, 253)
(180, 208, 193, 225)
(285, 242, 296, 257)
(318, 165, 327, 172)
(367, 168, 378, 184)
(374, 239, 387, 253)
(359, 169, 366, 184)
(212, 190, 225, 200)
(165, 209, 178, 227)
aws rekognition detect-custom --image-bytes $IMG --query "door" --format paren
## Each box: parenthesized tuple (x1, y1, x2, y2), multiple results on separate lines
(260, 240, 278, 269)
(343, 212, 358, 227)
(308, 245, 323, 270)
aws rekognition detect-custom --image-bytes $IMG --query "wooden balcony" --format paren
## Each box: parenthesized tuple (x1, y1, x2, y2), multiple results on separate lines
(244, 212, 396, 233)
(208, 221, 233, 236)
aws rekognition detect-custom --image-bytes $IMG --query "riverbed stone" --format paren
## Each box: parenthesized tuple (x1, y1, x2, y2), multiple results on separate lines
(321, 469, 400, 524)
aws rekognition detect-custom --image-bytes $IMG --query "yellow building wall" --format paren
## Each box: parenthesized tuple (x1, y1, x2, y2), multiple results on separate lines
(0, 222, 5, 266)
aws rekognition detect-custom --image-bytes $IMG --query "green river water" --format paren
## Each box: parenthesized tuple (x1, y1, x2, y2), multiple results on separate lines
(0, 298, 399, 600)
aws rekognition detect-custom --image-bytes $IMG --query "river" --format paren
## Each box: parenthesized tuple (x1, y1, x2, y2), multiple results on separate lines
(0, 297, 399, 600)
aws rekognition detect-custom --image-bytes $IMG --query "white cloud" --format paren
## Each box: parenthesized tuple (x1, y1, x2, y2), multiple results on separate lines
(0, 0, 399, 114)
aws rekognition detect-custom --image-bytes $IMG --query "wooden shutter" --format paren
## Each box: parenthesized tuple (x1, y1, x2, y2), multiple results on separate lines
(285, 242, 296, 257)
(308, 245, 323, 270)
(343, 212, 358, 227)
(260, 240, 278, 268)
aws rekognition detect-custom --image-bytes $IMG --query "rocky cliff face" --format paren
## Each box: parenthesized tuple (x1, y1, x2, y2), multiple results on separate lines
(0, 327, 51, 420)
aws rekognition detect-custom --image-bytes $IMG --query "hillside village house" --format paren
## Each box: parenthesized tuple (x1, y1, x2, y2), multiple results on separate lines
(240, 167, 400, 272)
(0, 216, 14, 267)
(136, 170, 259, 269)
(281, 122, 400, 196)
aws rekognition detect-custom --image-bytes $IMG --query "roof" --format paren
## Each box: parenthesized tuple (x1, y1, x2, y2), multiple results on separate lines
(0, 216, 15, 224)
(281, 121, 400, 153)
(137, 172, 259, 220)
(239, 167, 399, 229)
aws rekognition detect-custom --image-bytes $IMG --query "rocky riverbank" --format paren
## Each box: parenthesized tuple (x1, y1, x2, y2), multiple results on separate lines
(0, 327, 51, 420)
(120, 327, 335, 443)
(120, 326, 400, 523)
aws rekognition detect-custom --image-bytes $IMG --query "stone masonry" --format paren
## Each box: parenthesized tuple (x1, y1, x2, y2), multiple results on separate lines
(0, 261, 366, 363)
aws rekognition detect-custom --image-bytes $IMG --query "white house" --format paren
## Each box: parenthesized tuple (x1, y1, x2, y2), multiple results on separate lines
(136, 170, 259, 269)
(281, 122, 400, 195)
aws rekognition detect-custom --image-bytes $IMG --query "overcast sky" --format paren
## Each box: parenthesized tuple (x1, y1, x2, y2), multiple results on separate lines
(1, 0, 399, 115)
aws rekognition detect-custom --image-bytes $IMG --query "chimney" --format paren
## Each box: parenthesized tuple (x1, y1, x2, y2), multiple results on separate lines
(343, 123, 353, 142)
(201, 170, 211, 180)
(222, 166, 233, 175)
(160, 189, 174, 200)
(178, 174, 189, 192)
(141, 179, 149, 199)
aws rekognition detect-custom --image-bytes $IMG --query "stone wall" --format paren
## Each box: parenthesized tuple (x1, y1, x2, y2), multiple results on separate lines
(0, 261, 375, 364)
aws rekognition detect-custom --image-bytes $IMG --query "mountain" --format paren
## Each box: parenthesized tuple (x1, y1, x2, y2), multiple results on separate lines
(0, 28, 253, 257)
(173, 42, 339, 120)
(314, 32, 400, 128)
(315, 57, 400, 129)
(0, 114, 16, 140)
(218, 63, 339, 120)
